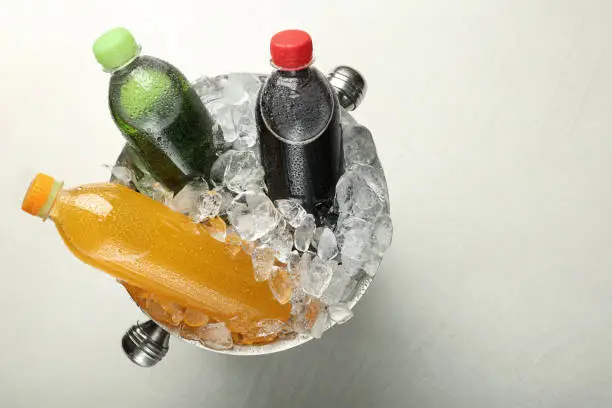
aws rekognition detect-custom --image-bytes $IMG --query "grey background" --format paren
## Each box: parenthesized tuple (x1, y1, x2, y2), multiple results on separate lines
(2, 0, 612, 407)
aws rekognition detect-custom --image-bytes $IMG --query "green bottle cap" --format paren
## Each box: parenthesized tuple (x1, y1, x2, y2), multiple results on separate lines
(93, 27, 139, 71)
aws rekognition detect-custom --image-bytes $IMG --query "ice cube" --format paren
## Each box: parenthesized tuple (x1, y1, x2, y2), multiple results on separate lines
(227, 154, 264, 193)
(321, 263, 352, 305)
(241, 239, 256, 256)
(225, 226, 243, 257)
(213, 187, 234, 215)
(215, 105, 240, 143)
(223, 73, 262, 106)
(168, 179, 222, 223)
(290, 297, 320, 333)
(310, 309, 329, 339)
(371, 214, 393, 255)
(342, 252, 382, 278)
(223, 83, 249, 107)
(202, 217, 227, 242)
(265, 220, 294, 263)
(328, 303, 354, 324)
(311, 227, 325, 250)
(294, 214, 316, 251)
(205, 74, 261, 144)
(336, 213, 390, 277)
(317, 228, 339, 261)
(168, 178, 213, 223)
(145, 298, 173, 326)
(335, 165, 388, 219)
(108, 165, 135, 187)
(179, 323, 201, 341)
(134, 175, 173, 204)
(343, 125, 378, 167)
(251, 246, 275, 282)
(146, 295, 184, 326)
(210, 151, 233, 187)
(233, 124, 257, 150)
(210, 150, 265, 193)
(197, 322, 233, 350)
(253, 319, 285, 337)
(300, 256, 333, 298)
(336, 217, 373, 262)
(335, 173, 356, 216)
(222, 74, 262, 149)
(260, 218, 286, 244)
(274, 230, 295, 263)
(200, 190, 223, 220)
(353, 185, 384, 219)
(160, 301, 186, 326)
(275, 199, 308, 228)
(341, 257, 364, 277)
(193, 75, 225, 104)
(361, 255, 383, 277)
(327, 259, 339, 275)
(227, 191, 279, 241)
(290, 288, 309, 320)
(286, 250, 301, 274)
(268, 266, 293, 304)
(182, 309, 209, 327)
(296, 252, 312, 275)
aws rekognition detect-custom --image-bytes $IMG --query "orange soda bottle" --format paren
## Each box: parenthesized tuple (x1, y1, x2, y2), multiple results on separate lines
(21, 173, 290, 332)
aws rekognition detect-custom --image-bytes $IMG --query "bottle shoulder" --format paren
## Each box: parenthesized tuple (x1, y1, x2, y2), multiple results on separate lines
(259, 67, 338, 143)
(264, 66, 329, 93)
(112, 55, 185, 77)
(108, 56, 188, 127)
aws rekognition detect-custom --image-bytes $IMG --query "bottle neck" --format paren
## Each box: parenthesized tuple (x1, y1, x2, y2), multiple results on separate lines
(38, 181, 64, 221)
(271, 66, 315, 87)
(106, 47, 142, 74)
(270, 57, 314, 72)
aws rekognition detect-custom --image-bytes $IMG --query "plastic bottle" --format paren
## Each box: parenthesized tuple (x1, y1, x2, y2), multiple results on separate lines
(93, 27, 218, 191)
(256, 30, 344, 215)
(21, 174, 290, 331)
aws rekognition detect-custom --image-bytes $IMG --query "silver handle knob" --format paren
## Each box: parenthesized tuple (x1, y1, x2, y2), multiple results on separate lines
(328, 66, 367, 111)
(122, 320, 170, 367)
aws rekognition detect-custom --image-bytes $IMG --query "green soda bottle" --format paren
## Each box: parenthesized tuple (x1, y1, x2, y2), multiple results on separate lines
(93, 27, 218, 191)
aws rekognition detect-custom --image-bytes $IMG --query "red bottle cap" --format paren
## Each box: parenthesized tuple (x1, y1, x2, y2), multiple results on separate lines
(270, 30, 313, 70)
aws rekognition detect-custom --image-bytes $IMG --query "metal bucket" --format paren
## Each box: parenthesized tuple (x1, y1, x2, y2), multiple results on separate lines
(114, 68, 375, 361)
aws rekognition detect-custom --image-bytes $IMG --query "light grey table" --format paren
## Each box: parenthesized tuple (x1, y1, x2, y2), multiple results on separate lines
(2, 1, 612, 407)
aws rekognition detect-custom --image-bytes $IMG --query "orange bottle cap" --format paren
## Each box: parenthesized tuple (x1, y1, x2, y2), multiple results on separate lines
(22, 173, 64, 219)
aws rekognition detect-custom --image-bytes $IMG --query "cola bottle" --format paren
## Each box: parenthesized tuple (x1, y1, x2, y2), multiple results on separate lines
(256, 30, 344, 215)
